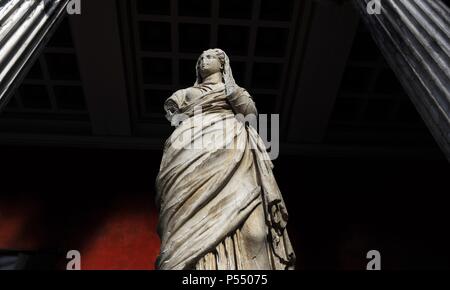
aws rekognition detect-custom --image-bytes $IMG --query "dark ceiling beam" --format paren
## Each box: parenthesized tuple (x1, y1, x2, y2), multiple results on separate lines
(69, 0, 131, 136)
(283, 0, 360, 143)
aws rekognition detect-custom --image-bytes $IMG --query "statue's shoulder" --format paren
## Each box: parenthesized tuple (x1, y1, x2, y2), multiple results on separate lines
(171, 88, 188, 98)
(165, 88, 187, 106)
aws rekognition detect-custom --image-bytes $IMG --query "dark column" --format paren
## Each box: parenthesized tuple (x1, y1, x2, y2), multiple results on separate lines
(284, 0, 360, 143)
(69, 0, 132, 136)
(354, 0, 450, 160)
(0, 0, 69, 111)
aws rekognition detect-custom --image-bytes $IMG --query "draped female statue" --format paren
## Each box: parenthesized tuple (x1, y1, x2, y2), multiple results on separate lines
(155, 48, 295, 270)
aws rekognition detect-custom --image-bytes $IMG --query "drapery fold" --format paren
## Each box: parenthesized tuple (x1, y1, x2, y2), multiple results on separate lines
(156, 84, 295, 270)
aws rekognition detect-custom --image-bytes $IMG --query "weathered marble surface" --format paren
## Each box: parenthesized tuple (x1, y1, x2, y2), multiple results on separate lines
(155, 49, 295, 270)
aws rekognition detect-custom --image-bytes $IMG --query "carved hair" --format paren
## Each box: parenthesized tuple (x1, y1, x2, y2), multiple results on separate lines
(194, 48, 238, 96)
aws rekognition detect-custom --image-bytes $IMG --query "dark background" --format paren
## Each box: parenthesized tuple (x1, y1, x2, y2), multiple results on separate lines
(1, 146, 449, 270)
(0, 0, 449, 270)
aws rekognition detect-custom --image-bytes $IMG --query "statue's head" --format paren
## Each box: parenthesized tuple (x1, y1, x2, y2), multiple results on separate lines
(196, 49, 225, 79)
(194, 48, 238, 95)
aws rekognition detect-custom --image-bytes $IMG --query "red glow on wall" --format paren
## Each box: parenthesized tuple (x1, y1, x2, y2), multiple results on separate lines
(0, 192, 160, 270)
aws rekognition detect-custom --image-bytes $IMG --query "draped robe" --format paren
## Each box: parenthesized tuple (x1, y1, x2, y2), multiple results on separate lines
(155, 82, 295, 270)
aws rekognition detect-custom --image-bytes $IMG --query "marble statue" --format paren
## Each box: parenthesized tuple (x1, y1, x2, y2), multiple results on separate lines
(155, 48, 295, 270)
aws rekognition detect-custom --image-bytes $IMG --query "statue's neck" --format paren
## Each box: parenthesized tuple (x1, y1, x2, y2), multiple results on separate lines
(201, 72, 223, 85)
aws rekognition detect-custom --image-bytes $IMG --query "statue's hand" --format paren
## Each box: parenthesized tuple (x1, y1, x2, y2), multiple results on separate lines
(226, 86, 258, 116)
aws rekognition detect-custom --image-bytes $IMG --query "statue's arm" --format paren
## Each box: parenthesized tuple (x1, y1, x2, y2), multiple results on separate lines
(164, 99, 178, 122)
(227, 87, 258, 116)
(164, 89, 186, 123)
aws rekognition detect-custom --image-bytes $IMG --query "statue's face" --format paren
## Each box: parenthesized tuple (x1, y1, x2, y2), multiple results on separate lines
(198, 51, 223, 78)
